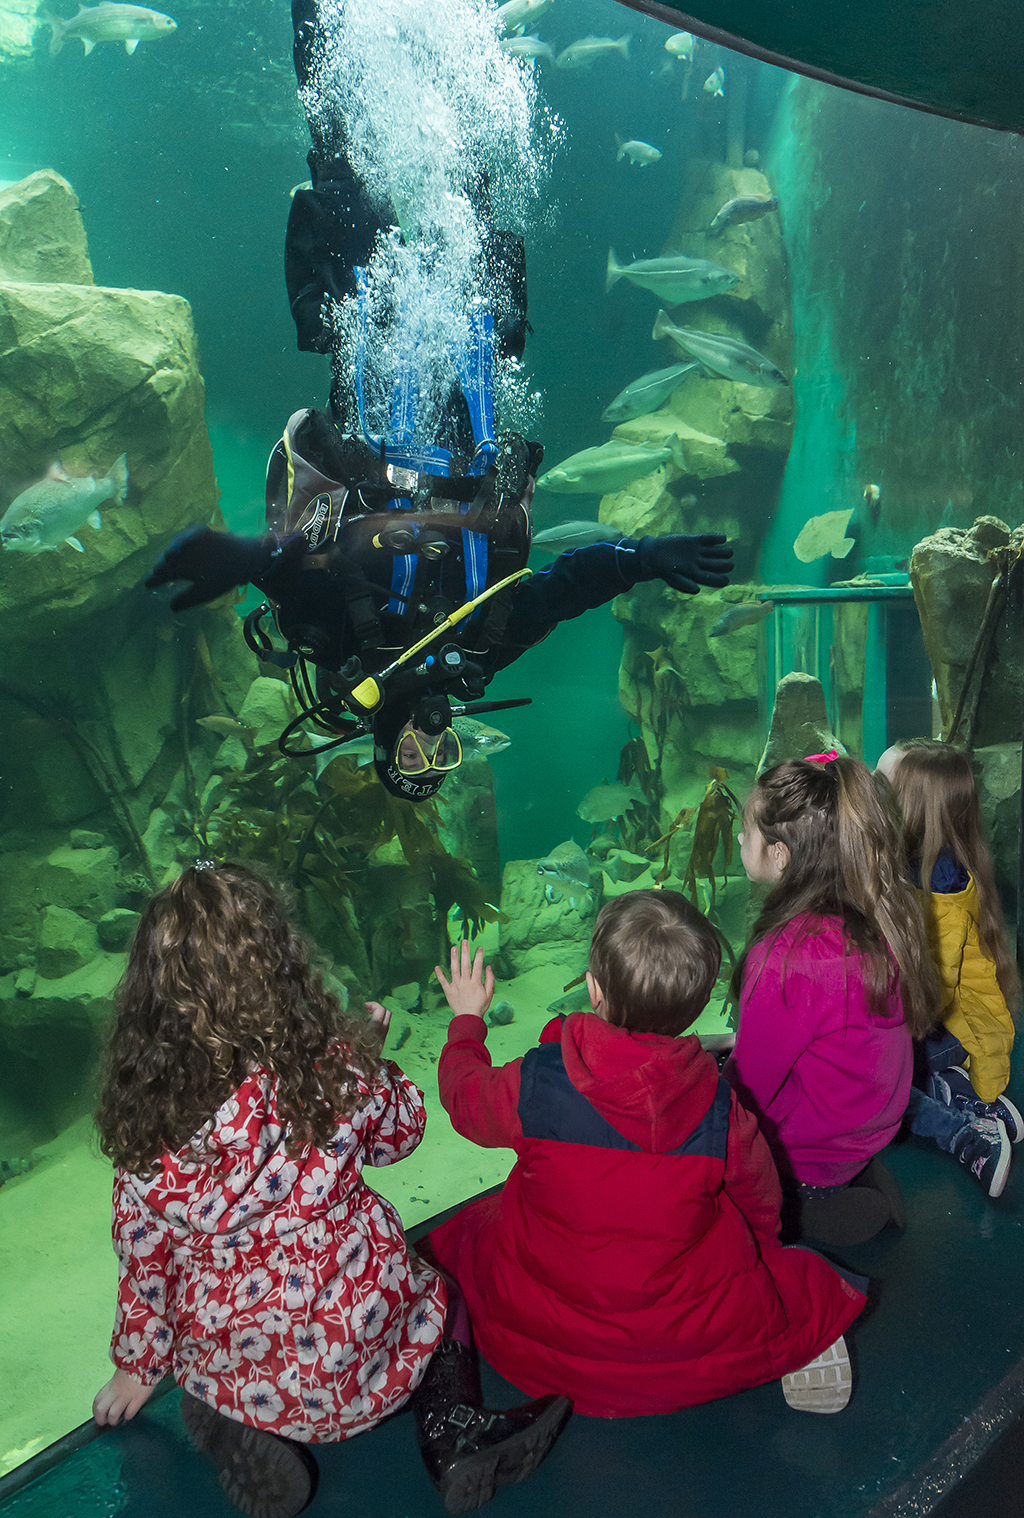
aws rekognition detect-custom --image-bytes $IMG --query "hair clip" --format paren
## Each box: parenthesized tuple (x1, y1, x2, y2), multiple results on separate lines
(193, 858, 217, 872)
(803, 749, 838, 764)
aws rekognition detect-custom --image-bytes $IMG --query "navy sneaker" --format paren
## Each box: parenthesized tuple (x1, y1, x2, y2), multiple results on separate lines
(950, 1116, 1010, 1198)
(933, 1065, 1024, 1145)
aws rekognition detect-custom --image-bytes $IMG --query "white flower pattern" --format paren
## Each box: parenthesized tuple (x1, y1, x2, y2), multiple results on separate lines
(109, 1054, 445, 1440)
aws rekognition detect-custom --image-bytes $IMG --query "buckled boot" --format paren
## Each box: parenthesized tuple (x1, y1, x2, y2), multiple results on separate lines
(412, 1339, 572, 1514)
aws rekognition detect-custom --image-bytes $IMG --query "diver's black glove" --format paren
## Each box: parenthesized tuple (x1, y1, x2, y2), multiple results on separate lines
(634, 534, 733, 595)
(145, 525, 299, 612)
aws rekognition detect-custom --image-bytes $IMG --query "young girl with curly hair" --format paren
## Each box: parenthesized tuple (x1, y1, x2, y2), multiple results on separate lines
(725, 754, 939, 1246)
(876, 740, 1021, 1195)
(91, 863, 569, 1518)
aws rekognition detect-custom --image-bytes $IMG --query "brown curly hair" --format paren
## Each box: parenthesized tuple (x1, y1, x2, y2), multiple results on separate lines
(95, 862, 386, 1178)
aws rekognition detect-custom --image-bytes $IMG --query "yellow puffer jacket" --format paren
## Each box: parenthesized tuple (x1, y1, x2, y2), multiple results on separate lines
(923, 873, 1015, 1103)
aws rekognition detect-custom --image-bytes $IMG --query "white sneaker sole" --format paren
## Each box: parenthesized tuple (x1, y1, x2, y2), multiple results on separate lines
(782, 1335, 852, 1414)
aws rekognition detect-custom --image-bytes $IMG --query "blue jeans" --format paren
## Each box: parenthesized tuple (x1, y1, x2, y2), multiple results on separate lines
(906, 1031, 973, 1154)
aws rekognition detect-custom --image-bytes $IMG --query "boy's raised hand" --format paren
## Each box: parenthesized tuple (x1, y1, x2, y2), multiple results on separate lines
(435, 940, 494, 1021)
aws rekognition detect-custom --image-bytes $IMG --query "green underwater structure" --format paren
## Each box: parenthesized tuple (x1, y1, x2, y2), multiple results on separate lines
(2, 0, 1024, 1512)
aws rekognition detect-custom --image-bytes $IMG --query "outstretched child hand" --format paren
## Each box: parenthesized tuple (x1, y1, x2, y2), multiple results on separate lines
(93, 1368, 157, 1426)
(366, 1001, 392, 1037)
(435, 941, 494, 1021)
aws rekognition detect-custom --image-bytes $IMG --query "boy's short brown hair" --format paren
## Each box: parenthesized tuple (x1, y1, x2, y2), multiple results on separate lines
(589, 889, 721, 1036)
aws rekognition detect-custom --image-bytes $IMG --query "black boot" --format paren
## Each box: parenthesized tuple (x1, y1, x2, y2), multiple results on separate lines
(181, 1393, 318, 1518)
(412, 1340, 572, 1515)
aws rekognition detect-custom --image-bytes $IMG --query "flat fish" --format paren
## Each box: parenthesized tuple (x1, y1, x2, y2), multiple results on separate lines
(793, 509, 856, 562)
(652, 310, 789, 388)
(547, 984, 591, 1015)
(709, 601, 773, 637)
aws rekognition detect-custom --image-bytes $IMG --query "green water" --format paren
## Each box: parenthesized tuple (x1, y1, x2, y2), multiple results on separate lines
(0, 0, 1020, 1483)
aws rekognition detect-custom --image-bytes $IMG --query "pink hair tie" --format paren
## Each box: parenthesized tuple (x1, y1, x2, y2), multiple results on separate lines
(804, 749, 838, 764)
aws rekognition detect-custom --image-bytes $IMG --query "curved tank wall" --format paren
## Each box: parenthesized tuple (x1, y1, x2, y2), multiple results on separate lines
(0, 0, 1020, 1482)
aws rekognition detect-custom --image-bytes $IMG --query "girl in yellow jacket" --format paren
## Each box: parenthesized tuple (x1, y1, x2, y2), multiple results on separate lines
(877, 742, 1022, 1176)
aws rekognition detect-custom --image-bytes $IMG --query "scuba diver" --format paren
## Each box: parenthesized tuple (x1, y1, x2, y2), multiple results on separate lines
(145, 0, 734, 804)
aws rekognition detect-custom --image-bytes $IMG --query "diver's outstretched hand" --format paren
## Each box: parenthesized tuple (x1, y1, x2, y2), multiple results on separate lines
(145, 524, 298, 612)
(435, 940, 494, 1022)
(635, 533, 733, 595)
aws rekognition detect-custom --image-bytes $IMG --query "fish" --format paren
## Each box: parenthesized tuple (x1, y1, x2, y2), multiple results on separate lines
(499, 34, 554, 61)
(601, 362, 701, 424)
(531, 521, 625, 554)
(709, 601, 773, 637)
(555, 34, 630, 69)
(793, 509, 856, 562)
(664, 31, 694, 60)
(652, 310, 790, 388)
(43, 3, 177, 55)
(537, 840, 592, 891)
(536, 436, 686, 495)
(615, 137, 662, 167)
(0, 454, 128, 553)
(196, 715, 256, 743)
(577, 777, 645, 824)
(703, 66, 725, 97)
(289, 180, 313, 198)
(496, 0, 551, 34)
(606, 249, 739, 305)
(707, 193, 779, 237)
(547, 983, 590, 1014)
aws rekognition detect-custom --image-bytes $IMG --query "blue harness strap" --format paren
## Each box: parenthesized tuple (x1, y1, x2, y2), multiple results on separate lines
(517, 1041, 731, 1161)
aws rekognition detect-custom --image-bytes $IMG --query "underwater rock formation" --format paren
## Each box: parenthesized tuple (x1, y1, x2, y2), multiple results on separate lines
(0, 0, 39, 59)
(759, 672, 843, 772)
(910, 516, 1024, 748)
(972, 743, 1021, 902)
(500, 857, 596, 977)
(0, 171, 93, 285)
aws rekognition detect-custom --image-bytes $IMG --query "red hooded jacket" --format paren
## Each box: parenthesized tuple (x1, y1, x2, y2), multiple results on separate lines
(427, 1012, 863, 1418)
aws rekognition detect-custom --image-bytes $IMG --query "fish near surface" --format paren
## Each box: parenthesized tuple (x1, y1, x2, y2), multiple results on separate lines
(606, 249, 738, 306)
(43, 3, 177, 54)
(709, 601, 773, 637)
(531, 521, 625, 554)
(496, 0, 551, 35)
(577, 776, 645, 824)
(707, 193, 779, 237)
(1, 453, 128, 553)
(536, 436, 686, 495)
(537, 840, 592, 891)
(615, 137, 662, 166)
(602, 361, 701, 424)
(703, 66, 725, 97)
(664, 31, 694, 59)
(652, 310, 789, 388)
(499, 34, 554, 61)
(555, 34, 630, 68)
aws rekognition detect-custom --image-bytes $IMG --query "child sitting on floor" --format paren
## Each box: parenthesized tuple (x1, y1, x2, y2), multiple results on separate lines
(427, 893, 865, 1420)
(91, 862, 570, 1518)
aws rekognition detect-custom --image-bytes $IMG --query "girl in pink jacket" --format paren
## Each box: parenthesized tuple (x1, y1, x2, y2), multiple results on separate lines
(725, 754, 938, 1246)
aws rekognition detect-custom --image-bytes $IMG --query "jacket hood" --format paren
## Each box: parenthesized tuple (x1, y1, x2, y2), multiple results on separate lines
(559, 1011, 719, 1152)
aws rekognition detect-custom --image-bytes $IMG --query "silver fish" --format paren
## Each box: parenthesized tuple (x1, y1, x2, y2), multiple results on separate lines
(196, 715, 256, 744)
(602, 362, 701, 424)
(0, 454, 127, 553)
(652, 310, 789, 388)
(703, 66, 725, 97)
(577, 777, 644, 824)
(709, 601, 773, 637)
(615, 137, 662, 167)
(499, 34, 554, 61)
(536, 436, 686, 495)
(707, 193, 779, 237)
(537, 840, 591, 891)
(664, 31, 694, 60)
(496, 0, 551, 34)
(531, 521, 625, 554)
(547, 983, 590, 1015)
(606, 248, 739, 305)
(43, 3, 177, 55)
(555, 34, 630, 69)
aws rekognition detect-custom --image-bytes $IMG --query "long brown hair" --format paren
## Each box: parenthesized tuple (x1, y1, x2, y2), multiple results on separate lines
(733, 757, 938, 1036)
(887, 741, 1020, 1012)
(96, 863, 386, 1178)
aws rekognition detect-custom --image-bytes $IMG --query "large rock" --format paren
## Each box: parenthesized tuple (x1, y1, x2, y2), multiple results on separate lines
(759, 672, 844, 772)
(910, 517, 1023, 746)
(0, 172, 93, 284)
(36, 905, 98, 979)
(500, 857, 597, 977)
(0, 0, 39, 60)
(973, 743, 1021, 899)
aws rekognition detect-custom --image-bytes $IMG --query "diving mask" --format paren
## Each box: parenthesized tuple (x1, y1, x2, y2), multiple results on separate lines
(395, 724, 463, 776)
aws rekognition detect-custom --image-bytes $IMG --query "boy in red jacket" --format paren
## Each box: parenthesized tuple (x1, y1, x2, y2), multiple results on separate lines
(427, 890, 865, 1419)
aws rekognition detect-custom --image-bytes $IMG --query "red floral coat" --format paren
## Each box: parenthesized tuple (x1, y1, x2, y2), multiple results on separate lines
(109, 1056, 446, 1442)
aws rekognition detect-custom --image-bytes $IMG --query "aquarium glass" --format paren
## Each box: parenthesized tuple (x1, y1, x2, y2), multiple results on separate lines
(0, 0, 1021, 1478)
